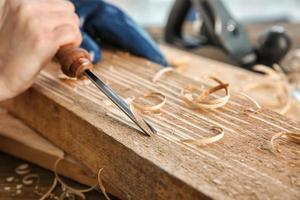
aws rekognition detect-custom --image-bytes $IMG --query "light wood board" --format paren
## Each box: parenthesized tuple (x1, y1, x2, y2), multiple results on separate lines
(1, 48, 300, 199)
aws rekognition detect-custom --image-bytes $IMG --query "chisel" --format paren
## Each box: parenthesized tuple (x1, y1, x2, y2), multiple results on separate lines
(56, 45, 156, 136)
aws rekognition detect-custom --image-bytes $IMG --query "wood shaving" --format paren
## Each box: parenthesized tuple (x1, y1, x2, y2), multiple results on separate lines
(181, 77, 230, 109)
(6, 176, 15, 183)
(4, 186, 11, 191)
(131, 91, 166, 113)
(16, 184, 23, 190)
(59, 190, 85, 200)
(15, 163, 30, 175)
(54, 159, 98, 194)
(244, 64, 292, 115)
(22, 173, 39, 186)
(152, 68, 174, 83)
(270, 132, 300, 153)
(97, 168, 111, 200)
(181, 126, 224, 146)
(40, 178, 58, 200)
(239, 93, 262, 114)
(58, 73, 91, 85)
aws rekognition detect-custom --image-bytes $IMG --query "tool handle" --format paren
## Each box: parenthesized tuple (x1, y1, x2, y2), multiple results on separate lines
(56, 45, 93, 78)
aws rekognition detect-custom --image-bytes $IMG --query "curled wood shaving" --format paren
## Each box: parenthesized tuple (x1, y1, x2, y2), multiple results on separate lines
(15, 163, 30, 175)
(181, 126, 224, 146)
(131, 91, 166, 113)
(244, 65, 292, 115)
(40, 178, 58, 200)
(22, 173, 39, 186)
(54, 159, 98, 194)
(59, 190, 85, 200)
(239, 93, 262, 114)
(270, 132, 300, 153)
(129, 103, 155, 136)
(58, 73, 91, 86)
(181, 77, 230, 109)
(98, 168, 111, 200)
(152, 68, 174, 83)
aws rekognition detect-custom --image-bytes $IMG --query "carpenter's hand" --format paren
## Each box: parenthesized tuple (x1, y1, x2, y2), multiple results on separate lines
(0, 0, 82, 101)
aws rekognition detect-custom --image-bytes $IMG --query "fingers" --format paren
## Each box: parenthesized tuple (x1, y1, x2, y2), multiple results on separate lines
(27, 11, 80, 37)
(53, 24, 82, 49)
(11, 0, 75, 15)
(12, 0, 82, 52)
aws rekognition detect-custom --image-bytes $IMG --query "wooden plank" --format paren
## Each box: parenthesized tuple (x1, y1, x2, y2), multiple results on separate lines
(0, 107, 121, 198)
(2, 50, 300, 200)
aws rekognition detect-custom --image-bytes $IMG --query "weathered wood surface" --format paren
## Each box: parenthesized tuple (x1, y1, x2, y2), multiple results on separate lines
(161, 45, 300, 120)
(0, 108, 95, 185)
(0, 108, 118, 199)
(2, 49, 300, 200)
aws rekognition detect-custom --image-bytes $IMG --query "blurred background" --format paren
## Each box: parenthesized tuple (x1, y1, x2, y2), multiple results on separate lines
(111, 0, 300, 27)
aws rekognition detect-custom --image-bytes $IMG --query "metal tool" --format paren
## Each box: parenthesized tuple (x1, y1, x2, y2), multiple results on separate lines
(165, 0, 291, 69)
(56, 45, 156, 136)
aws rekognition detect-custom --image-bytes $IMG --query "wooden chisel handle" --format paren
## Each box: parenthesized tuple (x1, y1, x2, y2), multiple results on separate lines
(56, 45, 93, 78)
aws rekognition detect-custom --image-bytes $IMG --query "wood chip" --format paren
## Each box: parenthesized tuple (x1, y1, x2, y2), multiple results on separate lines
(239, 93, 262, 114)
(54, 159, 98, 194)
(152, 68, 174, 83)
(16, 184, 23, 190)
(4, 186, 11, 191)
(181, 126, 224, 146)
(270, 132, 300, 153)
(98, 168, 110, 200)
(131, 91, 166, 113)
(40, 178, 58, 200)
(15, 163, 30, 175)
(22, 173, 40, 186)
(5, 176, 15, 183)
(181, 77, 230, 109)
(244, 65, 293, 115)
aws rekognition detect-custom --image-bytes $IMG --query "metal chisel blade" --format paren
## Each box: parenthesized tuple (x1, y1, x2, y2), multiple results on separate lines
(84, 69, 156, 136)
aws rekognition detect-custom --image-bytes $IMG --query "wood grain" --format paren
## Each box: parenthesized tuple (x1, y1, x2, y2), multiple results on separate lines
(161, 45, 300, 119)
(2, 49, 300, 200)
(0, 108, 94, 186)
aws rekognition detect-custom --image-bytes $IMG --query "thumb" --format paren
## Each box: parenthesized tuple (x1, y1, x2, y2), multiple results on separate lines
(81, 31, 101, 63)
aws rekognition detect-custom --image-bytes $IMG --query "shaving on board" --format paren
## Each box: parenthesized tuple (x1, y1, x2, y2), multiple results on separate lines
(152, 68, 174, 83)
(243, 64, 292, 115)
(181, 126, 224, 146)
(131, 91, 166, 113)
(270, 132, 300, 153)
(181, 77, 230, 109)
